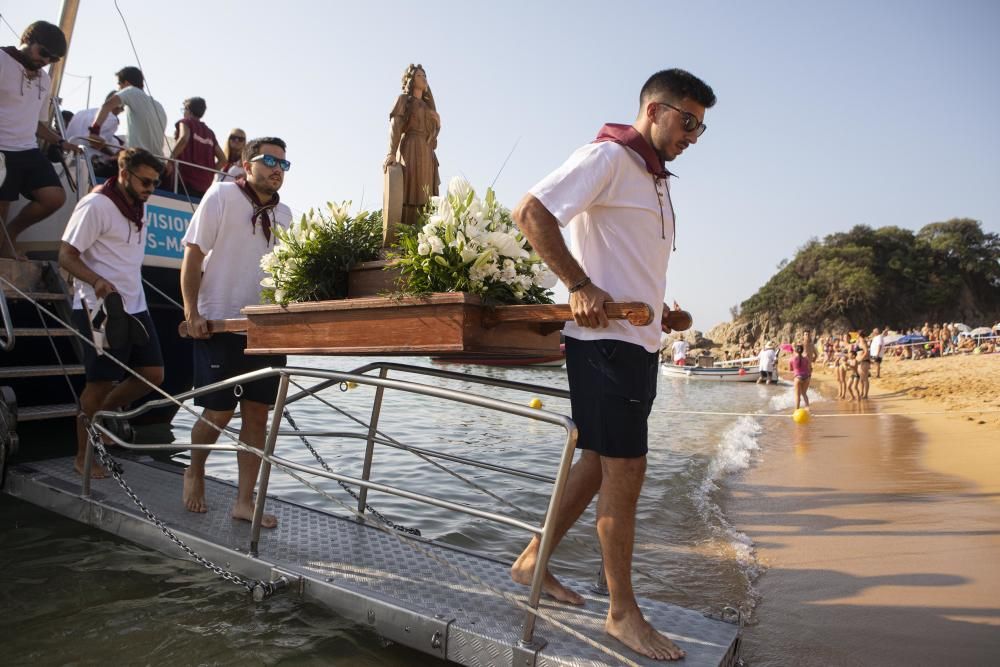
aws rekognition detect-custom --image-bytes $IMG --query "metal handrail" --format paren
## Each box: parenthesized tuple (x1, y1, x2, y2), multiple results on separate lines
(93, 363, 578, 643)
(0, 290, 14, 351)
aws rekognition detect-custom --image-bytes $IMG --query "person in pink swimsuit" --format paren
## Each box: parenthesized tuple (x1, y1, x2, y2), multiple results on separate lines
(790, 343, 812, 410)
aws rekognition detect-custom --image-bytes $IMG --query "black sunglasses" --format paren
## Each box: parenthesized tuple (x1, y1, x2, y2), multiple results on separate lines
(657, 102, 707, 137)
(229, 134, 246, 142)
(37, 45, 61, 63)
(128, 170, 161, 188)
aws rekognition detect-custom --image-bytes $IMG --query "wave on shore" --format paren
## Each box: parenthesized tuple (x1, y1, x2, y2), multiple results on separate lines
(693, 415, 765, 615)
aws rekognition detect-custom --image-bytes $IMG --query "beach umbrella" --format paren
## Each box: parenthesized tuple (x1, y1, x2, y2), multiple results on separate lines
(883, 333, 903, 344)
(953, 323, 971, 332)
(892, 334, 928, 346)
(969, 326, 993, 337)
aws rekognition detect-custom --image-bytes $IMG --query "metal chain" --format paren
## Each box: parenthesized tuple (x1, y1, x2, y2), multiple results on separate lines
(282, 408, 420, 536)
(85, 422, 261, 594)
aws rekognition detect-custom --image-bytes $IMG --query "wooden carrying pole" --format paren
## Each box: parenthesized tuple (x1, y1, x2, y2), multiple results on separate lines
(174, 302, 691, 339)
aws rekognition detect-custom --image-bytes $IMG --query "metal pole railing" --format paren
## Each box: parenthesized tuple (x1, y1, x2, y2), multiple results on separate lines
(357, 366, 388, 517)
(250, 372, 290, 555)
(0, 290, 14, 351)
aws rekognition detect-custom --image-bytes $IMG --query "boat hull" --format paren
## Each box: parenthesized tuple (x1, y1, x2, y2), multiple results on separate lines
(661, 364, 761, 382)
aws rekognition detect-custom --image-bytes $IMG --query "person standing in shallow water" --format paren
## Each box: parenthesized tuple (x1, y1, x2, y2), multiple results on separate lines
(383, 64, 440, 232)
(790, 343, 812, 409)
(509, 68, 716, 662)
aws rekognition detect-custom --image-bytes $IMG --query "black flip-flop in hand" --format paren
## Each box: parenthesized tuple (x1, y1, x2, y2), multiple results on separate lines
(103, 292, 149, 348)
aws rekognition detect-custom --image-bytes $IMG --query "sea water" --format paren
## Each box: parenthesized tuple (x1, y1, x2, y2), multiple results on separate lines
(0, 356, 806, 665)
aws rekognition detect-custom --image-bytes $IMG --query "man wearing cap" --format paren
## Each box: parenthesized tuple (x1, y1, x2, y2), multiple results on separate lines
(509, 69, 716, 661)
(758, 340, 778, 384)
(0, 20, 79, 259)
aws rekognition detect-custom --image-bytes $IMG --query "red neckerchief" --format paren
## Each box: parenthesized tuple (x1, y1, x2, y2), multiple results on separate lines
(594, 123, 678, 249)
(593, 123, 675, 179)
(94, 179, 144, 232)
(235, 177, 278, 244)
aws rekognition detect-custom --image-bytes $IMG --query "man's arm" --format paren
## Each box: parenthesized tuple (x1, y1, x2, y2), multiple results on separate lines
(36, 122, 82, 154)
(180, 243, 209, 338)
(90, 94, 122, 137)
(58, 242, 116, 298)
(512, 193, 611, 328)
(213, 142, 227, 171)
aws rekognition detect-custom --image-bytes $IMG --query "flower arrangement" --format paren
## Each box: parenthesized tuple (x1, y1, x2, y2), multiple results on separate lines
(393, 176, 556, 304)
(260, 203, 382, 305)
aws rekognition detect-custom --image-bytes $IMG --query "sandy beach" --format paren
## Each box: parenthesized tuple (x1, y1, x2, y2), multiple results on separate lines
(730, 353, 1000, 666)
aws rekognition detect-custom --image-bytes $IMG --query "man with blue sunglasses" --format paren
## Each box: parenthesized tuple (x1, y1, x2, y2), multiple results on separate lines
(180, 136, 292, 528)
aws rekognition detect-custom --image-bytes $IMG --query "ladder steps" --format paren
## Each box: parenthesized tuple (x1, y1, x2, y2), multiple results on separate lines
(2, 290, 68, 302)
(11, 328, 75, 337)
(0, 364, 84, 379)
(18, 403, 79, 421)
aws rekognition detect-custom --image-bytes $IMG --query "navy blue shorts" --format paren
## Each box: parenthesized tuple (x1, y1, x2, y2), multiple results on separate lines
(72, 309, 164, 382)
(0, 149, 62, 202)
(193, 333, 286, 410)
(564, 337, 659, 459)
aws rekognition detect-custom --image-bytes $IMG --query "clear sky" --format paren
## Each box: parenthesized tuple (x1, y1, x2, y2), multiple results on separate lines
(4, 0, 998, 329)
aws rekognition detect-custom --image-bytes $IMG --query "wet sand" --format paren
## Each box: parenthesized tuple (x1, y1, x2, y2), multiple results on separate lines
(730, 354, 1000, 666)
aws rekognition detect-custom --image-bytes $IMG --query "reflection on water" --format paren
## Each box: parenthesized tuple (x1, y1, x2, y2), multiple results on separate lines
(1, 356, 786, 663)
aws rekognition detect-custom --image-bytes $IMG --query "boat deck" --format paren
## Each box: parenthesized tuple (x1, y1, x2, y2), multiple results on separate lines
(6, 455, 740, 666)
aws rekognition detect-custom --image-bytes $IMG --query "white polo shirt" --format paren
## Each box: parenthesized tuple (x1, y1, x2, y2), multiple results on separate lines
(182, 181, 291, 320)
(0, 50, 51, 151)
(62, 192, 148, 313)
(530, 141, 674, 352)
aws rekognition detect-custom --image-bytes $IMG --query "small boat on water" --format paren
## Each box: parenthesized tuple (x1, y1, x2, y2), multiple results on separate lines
(661, 363, 760, 382)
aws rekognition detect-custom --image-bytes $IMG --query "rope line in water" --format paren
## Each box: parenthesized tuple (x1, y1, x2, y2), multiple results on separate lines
(650, 407, 1000, 419)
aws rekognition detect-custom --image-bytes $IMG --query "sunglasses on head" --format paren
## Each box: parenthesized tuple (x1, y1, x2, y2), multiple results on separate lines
(37, 45, 61, 62)
(128, 170, 160, 188)
(250, 154, 291, 172)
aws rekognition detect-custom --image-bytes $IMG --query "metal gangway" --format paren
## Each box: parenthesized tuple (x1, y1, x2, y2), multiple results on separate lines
(4, 361, 741, 666)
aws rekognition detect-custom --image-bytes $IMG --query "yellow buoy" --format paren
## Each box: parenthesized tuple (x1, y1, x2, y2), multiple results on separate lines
(346, 381, 358, 389)
(529, 397, 543, 409)
(792, 408, 810, 425)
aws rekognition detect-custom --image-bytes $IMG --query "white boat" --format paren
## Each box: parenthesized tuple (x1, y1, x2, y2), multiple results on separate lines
(661, 363, 761, 382)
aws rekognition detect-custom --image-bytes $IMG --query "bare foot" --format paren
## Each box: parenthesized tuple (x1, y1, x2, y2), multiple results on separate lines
(606, 607, 686, 661)
(74, 458, 108, 479)
(510, 551, 585, 605)
(183, 468, 208, 513)
(232, 500, 277, 529)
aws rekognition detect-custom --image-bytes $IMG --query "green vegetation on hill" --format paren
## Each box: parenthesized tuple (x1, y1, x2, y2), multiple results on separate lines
(737, 218, 1000, 331)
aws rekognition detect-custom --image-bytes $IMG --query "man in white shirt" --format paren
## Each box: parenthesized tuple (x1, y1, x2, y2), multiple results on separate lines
(757, 341, 777, 384)
(870, 327, 887, 378)
(58, 148, 165, 478)
(509, 69, 715, 661)
(180, 136, 292, 529)
(89, 66, 167, 157)
(0, 20, 79, 259)
(671, 338, 689, 366)
(65, 92, 125, 177)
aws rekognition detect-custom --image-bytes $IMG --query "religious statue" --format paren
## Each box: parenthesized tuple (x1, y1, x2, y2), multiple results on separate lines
(382, 64, 440, 246)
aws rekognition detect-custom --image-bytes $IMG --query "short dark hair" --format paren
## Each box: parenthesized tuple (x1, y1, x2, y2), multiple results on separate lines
(242, 137, 286, 163)
(118, 147, 164, 175)
(104, 90, 118, 102)
(116, 66, 144, 89)
(184, 97, 207, 118)
(640, 69, 716, 109)
(21, 21, 67, 57)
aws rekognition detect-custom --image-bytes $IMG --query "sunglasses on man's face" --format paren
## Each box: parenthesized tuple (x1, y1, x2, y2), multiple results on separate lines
(656, 102, 707, 137)
(128, 170, 161, 188)
(37, 45, 61, 63)
(250, 154, 291, 172)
